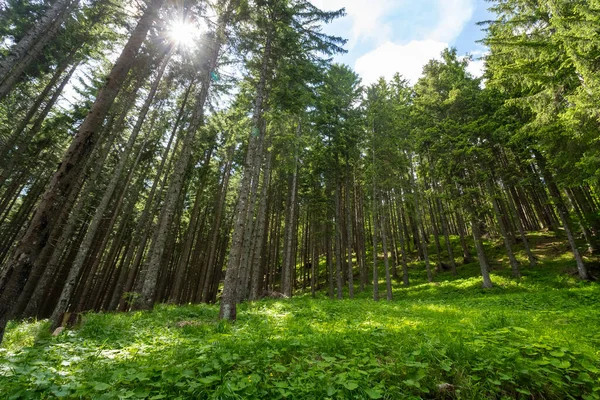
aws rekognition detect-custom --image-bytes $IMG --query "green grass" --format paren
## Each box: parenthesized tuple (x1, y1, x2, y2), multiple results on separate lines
(1, 234, 600, 399)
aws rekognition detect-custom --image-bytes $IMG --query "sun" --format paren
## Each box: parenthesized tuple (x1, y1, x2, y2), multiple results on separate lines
(168, 20, 199, 48)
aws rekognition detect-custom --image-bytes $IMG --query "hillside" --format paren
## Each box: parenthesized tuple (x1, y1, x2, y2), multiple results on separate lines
(2, 234, 599, 399)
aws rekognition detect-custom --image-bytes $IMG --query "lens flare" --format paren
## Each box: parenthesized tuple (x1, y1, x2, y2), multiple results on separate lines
(168, 20, 198, 48)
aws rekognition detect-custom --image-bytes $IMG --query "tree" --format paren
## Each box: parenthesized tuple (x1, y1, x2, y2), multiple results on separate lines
(0, 0, 164, 343)
(219, 0, 345, 320)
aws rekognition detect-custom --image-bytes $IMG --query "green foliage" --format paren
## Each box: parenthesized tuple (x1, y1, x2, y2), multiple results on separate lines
(483, 0, 600, 187)
(1, 241, 599, 399)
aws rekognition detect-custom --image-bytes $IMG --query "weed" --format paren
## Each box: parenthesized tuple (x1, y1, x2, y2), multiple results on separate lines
(1, 237, 599, 399)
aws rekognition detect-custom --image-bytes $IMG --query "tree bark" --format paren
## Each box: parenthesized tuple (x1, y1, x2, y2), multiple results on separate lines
(0, 0, 163, 343)
(334, 181, 344, 299)
(17, 120, 118, 318)
(465, 199, 493, 288)
(220, 20, 272, 320)
(533, 150, 589, 280)
(380, 198, 393, 301)
(0, 0, 77, 100)
(488, 180, 520, 278)
(395, 201, 410, 286)
(0, 61, 80, 188)
(344, 169, 355, 298)
(249, 151, 272, 301)
(140, 23, 227, 310)
(200, 156, 233, 303)
(505, 182, 537, 268)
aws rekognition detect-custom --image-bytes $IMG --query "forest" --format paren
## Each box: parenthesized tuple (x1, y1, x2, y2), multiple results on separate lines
(0, 0, 599, 398)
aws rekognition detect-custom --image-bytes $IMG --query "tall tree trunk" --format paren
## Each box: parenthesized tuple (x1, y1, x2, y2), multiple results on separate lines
(140, 19, 229, 310)
(200, 157, 233, 303)
(355, 177, 367, 291)
(220, 9, 270, 321)
(372, 184, 379, 301)
(505, 182, 537, 268)
(17, 120, 118, 318)
(0, 61, 80, 188)
(50, 57, 167, 325)
(0, 50, 77, 165)
(395, 200, 410, 286)
(237, 138, 266, 302)
(465, 199, 493, 288)
(488, 180, 520, 278)
(411, 162, 433, 282)
(249, 151, 272, 301)
(455, 208, 472, 264)
(380, 198, 393, 301)
(533, 150, 589, 280)
(334, 181, 344, 299)
(427, 196, 443, 270)
(0, 0, 163, 343)
(345, 167, 354, 298)
(0, 0, 77, 100)
(282, 155, 299, 297)
(565, 189, 597, 254)
(326, 224, 334, 299)
(168, 149, 213, 303)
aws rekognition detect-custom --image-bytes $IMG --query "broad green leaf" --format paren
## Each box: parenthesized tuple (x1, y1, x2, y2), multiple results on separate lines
(93, 382, 111, 391)
(365, 388, 383, 399)
(272, 364, 287, 372)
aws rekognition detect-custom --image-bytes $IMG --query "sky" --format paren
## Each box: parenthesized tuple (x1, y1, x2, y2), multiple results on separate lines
(310, 0, 493, 86)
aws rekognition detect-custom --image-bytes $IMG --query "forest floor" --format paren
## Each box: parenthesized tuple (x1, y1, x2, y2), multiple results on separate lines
(1, 232, 600, 399)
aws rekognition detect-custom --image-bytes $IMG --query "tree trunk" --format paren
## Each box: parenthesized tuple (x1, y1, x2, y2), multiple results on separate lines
(380, 199, 393, 301)
(168, 148, 213, 303)
(395, 201, 410, 286)
(344, 168, 354, 298)
(0, 0, 77, 100)
(220, 15, 271, 321)
(372, 184, 379, 301)
(140, 23, 227, 310)
(200, 157, 233, 303)
(0, 0, 163, 343)
(465, 199, 493, 288)
(0, 50, 77, 166)
(505, 183, 537, 268)
(533, 150, 589, 280)
(334, 182, 344, 299)
(488, 180, 520, 278)
(0, 61, 80, 188)
(17, 121, 117, 318)
(565, 189, 597, 254)
(411, 164, 433, 282)
(249, 151, 272, 301)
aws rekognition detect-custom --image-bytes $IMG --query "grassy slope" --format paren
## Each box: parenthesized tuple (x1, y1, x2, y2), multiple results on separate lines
(1, 233, 600, 399)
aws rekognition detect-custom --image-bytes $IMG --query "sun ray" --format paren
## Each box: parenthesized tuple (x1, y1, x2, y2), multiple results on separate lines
(168, 19, 200, 49)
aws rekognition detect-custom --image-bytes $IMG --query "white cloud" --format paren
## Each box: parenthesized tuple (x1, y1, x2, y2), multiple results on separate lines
(427, 0, 475, 43)
(311, 0, 396, 46)
(355, 40, 448, 85)
(352, 0, 477, 86)
(466, 58, 485, 78)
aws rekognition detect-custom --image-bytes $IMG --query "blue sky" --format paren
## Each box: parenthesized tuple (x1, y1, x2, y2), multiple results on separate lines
(312, 0, 494, 85)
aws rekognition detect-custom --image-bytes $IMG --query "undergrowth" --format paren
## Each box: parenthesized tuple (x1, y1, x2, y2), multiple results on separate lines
(1, 233, 599, 399)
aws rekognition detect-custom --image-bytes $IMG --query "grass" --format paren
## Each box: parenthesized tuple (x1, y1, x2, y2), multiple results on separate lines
(1, 233, 600, 399)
